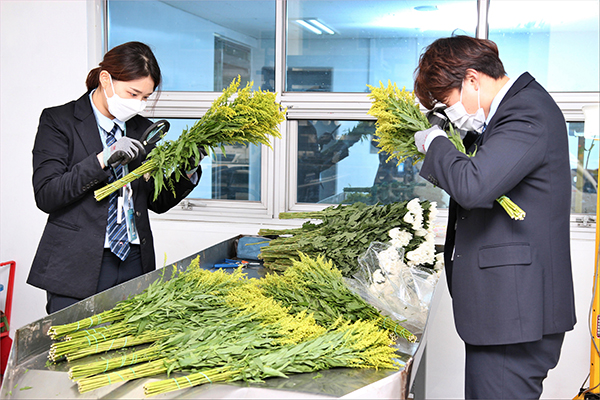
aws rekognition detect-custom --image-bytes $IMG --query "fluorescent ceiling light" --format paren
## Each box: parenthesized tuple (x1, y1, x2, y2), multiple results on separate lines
(293, 19, 336, 35)
(308, 19, 336, 35)
(294, 19, 323, 35)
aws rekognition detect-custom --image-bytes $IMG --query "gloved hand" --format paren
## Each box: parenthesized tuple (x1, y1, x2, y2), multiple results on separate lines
(199, 146, 208, 161)
(103, 137, 146, 168)
(185, 147, 208, 178)
(414, 126, 447, 154)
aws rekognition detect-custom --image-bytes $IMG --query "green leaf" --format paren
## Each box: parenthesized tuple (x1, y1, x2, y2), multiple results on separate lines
(261, 366, 288, 378)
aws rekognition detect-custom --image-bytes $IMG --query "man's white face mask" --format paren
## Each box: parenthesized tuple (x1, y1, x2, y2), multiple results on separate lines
(445, 82, 486, 133)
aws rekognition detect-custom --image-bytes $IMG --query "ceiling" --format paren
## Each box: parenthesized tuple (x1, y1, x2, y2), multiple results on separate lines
(161, 1, 476, 39)
(160, 0, 598, 39)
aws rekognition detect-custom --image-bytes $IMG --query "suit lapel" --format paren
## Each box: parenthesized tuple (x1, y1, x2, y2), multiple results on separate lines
(73, 92, 146, 161)
(124, 118, 145, 171)
(73, 92, 104, 156)
(499, 72, 534, 108)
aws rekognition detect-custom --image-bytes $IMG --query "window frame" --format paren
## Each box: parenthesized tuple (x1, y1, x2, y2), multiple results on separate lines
(98, 0, 599, 225)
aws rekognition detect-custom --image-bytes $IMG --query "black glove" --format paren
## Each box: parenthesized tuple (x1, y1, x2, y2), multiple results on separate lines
(103, 137, 146, 168)
(199, 146, 208, 161)
(185, 147, 208, 177)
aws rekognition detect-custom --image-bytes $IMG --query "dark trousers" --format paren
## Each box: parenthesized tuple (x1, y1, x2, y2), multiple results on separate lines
(465, 333, 565, 399)
(46, 245, 143, 314)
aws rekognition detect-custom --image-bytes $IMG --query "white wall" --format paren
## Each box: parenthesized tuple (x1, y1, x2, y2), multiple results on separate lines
(0, 2, 595, 399)
(1, 0, 92, 333)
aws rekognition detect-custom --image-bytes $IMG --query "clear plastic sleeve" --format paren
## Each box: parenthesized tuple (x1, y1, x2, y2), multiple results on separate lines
(348, 241, 442, 339)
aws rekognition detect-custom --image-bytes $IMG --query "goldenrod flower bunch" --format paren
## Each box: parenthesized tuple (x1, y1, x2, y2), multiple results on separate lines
(46, 254, 412, 396)
(94, 76, 286, 201)
(367, 81, 525, 220)
(367, 81, 430, 165)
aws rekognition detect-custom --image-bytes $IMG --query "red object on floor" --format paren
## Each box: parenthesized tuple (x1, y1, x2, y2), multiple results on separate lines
(0, 261, 16, 380)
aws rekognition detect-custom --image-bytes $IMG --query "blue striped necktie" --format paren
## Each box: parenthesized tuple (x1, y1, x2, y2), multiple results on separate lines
(106, 124, 130, 261)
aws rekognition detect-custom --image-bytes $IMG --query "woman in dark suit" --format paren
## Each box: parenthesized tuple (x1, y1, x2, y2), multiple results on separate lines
(28, 42, 199, 314)
(413, 36, 576, 399)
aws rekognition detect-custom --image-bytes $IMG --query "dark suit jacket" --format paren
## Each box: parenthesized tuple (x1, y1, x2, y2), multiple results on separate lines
(28, 92, 198, 299)
(420, 73, 576, 346)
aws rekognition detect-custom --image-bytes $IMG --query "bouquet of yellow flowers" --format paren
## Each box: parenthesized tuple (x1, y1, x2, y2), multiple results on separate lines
(367, 81, 525, 221)
(94, 77, 285, 201)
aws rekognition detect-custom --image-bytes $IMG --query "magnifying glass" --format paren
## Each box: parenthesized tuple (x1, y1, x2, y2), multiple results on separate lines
(141, 119, 170, 145)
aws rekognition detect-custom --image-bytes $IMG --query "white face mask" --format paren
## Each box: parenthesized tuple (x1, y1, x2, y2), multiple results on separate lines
(445, 84, 486, 133)
(104, 75, 147, 122)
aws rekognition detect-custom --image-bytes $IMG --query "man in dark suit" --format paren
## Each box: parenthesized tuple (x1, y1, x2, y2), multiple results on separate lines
(413, 36, 576, 399)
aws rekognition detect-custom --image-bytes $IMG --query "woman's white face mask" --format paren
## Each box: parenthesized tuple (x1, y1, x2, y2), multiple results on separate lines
(445, 83, 486, 133)
(104, 75, 147, 122)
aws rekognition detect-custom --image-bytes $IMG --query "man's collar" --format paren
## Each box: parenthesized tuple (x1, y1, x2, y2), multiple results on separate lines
(486, 74, 519, 124)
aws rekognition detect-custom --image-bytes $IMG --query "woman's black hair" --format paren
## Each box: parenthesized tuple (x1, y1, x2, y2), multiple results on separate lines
(85, 41, 162, 92)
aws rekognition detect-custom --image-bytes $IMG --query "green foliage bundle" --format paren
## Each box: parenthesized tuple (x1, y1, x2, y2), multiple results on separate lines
(366, 81, 430, 165)
(46, 254, 413, 396)
(94, 76, 285, 201)
(257, 200, 434, 277)
(258, 253, 416, 342)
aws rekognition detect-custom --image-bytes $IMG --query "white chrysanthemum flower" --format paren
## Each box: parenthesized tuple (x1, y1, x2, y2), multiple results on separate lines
(373, 269, 386, 284)
(406, 241, 435, 267)
(390, 230, 412, 248)
(407, 198, 422, 215)
(405, 198, 424, 231)
(377, 246, 403, 275)
(412, 216, 424, 231)
(403, 212, 414, 225)
(379, 246, 401, 263)
(428, 201, 438, 223)
(386, 262, 403, 276)
(434, 252, 444, 270)
(424, 231, 435, 242)
(414, 228, 428, 237)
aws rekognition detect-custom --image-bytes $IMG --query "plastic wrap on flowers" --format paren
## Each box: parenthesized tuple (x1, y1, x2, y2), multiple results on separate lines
(352, 242, 441, 336)
(345, 200, 443, 342)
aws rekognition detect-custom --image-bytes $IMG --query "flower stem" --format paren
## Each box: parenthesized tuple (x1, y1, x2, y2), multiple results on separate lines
(65, 331, 168, 362)
(77, 359, 171, 393)
(94, 160, 158, 201)
(47, 309, 126, 340)
(68, 346, 162, 380)
(143, 367, 235, 396)
(496, 195, 526, 220)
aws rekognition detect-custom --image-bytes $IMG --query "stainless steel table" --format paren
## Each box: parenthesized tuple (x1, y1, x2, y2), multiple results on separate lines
(0, 236, 438, 399)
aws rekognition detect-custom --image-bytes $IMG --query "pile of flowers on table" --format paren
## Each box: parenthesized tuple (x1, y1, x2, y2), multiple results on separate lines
(348, 198, 443, 339)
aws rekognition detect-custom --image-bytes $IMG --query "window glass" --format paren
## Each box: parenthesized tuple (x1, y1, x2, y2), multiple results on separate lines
(286, 0, 477, 92)
(108, 1, 276, 91)
(296, 120, 449, 206)
(151, 118, 262, 201)
(297, 119, 599, 215)
(569, 121, 598, 214)
(488, 0, 599, 92)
